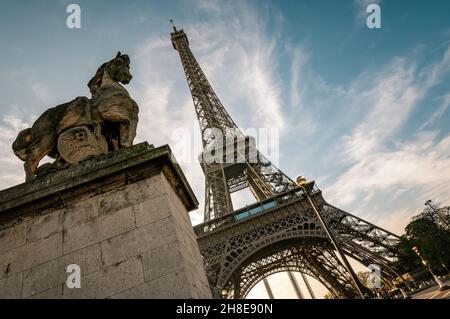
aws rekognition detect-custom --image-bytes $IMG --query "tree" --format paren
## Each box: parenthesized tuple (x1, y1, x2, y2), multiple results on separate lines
(395, 205, 450, 274)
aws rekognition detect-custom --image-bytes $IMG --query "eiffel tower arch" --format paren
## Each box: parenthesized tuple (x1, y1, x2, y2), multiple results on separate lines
(170, 23, 402, 299)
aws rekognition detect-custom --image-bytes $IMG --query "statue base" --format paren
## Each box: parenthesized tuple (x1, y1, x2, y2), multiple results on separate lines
(0, 143, 212, 299)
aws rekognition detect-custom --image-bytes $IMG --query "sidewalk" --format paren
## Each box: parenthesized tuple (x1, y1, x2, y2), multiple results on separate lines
(410, 279, 450, 299)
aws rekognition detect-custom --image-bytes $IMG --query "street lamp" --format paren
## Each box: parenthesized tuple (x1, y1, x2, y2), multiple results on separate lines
(221, 289, 228, 299)
(296, 176, 368, 299)
(412, 245, 449, 291)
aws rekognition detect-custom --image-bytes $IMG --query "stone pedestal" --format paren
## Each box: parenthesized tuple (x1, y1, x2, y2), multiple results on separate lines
(0, 142, 212, 299)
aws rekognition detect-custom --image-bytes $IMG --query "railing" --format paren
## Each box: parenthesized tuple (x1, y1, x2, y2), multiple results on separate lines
(193, 181, 320, 237)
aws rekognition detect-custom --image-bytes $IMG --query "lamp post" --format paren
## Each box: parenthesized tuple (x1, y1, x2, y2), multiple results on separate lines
(412, 245, 449, 291)
(296, 176, 367, 299)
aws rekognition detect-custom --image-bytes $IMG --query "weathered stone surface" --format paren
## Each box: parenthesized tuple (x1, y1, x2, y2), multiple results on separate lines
(133, 194, 172, 228)
(191, 273, 215, 299)
(63, 196, 99, 230)
(99, 175, 167, 219)
(0, 144, 209, 299)
(111, 269, 192, 299)
(0, 143, 198, 222)
(63, 257, 144, 299)
(22, 244, 102, 297)
(99, 189, 130, 218)
(28, 285, 62, 299)
(0, 222, 26, 253)
(100, 216, 177, 267)
(26, 209, 63, 242)
(162, 172, 191, 224)
(141, 242, 184, 282)
(63, 206, 135, 254)
(0, 272, 23, 298)
(0, 232, 62, 280)
(126, 176, 167, 205)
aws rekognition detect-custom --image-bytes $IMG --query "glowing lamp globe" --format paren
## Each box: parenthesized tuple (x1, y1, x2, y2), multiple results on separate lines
(296, 176, 307, 187)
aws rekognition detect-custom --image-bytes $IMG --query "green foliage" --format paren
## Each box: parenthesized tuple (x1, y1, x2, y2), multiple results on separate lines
(323, 292, 334, 299)
(395, 206, 450, 274)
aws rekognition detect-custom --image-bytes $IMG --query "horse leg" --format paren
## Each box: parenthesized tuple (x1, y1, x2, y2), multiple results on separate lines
(111, 138, 119, 151)
(119, 117, 137, 148)
(118, 121, 131, 148)
(24, 151, 43, 182)
(24, 134, 56, 182)
(24, 160, 36, 182)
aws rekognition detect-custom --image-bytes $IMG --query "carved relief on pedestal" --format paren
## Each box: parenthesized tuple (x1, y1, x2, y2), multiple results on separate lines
(57, 126, 108, 164)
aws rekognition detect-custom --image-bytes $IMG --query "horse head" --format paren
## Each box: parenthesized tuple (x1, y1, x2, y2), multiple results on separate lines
(88, 52, 133, 96)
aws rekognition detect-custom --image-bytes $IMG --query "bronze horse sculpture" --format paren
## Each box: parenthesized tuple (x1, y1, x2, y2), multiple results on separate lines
(12, 52, 139, 182)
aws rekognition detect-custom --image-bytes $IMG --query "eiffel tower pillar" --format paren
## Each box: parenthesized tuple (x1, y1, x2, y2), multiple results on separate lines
(263, 278, 275, 299)
(287, 272, 304, 299)
(301, 273, 316, 299)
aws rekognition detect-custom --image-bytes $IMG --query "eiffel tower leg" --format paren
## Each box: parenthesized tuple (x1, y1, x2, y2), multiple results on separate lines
(301, 273, 316, 299)
(232, 272, 241, 299)
(203, 185, 212, 222)
(305, 248, 357, 298)
(300, 186, 366, 298)
(204, 165, 234, 219)
(263, 278, 275, 299)
(288, 247, 353, 298)
(288, 271, 304, 299)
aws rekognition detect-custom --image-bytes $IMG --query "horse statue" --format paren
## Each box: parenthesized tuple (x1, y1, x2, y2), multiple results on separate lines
(12, 52, 139, 182)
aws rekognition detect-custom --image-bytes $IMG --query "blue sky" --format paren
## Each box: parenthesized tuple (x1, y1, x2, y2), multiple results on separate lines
(1, 0, 450, 298)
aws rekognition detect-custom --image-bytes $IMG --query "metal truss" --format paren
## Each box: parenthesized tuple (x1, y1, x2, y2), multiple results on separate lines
(171, 27, 243, 149)
(225, 244, 358, 299)
(172, 25, 402, 298)
(193, 186, 400, 298)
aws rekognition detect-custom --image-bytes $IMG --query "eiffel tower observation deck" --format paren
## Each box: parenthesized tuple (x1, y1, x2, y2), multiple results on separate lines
(170, 22, 403, 299)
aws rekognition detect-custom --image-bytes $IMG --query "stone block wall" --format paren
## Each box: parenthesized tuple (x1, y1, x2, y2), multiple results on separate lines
(0, 144, 212, 299)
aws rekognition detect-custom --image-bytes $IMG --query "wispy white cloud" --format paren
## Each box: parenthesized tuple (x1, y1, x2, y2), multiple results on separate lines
(328, 132, 450, 205)
(289, 46, 310, 107)
(321, 45, 450, 231)
(184, 2, 286, 131)
(0, 114, 30, 188)
(342, 57, 419, 162)
(419, 93, 450, 130)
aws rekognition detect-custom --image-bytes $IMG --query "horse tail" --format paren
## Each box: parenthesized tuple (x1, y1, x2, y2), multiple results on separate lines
(12, 128, 32, 161)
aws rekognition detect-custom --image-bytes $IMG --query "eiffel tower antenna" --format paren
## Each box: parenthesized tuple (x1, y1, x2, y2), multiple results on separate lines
(169, 18, 177, 32)
(171, 26, 404, 299)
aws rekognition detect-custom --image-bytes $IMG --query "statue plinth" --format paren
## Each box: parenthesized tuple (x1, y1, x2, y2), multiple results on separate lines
(0, 143, 212, 299)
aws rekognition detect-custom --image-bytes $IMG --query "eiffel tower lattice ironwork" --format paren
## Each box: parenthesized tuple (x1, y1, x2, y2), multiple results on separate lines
(171, 24, 403, 299)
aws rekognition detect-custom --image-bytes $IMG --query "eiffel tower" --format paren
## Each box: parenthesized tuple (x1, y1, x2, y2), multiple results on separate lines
(170, 23, 403, 299)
